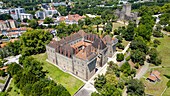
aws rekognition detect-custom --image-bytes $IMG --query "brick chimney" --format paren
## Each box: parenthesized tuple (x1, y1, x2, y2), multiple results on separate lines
(60, 47, 62, 54)
(93, 35, 94, 41)
(91, 46, 92, 52)
(57, 46, 59, 53)
(101, 33, 103, 39)
(68, 50, 70, 58)
(86, 33, 87, 40)
(88, 35, 90, 40)
(71, 35, 73, 40)
(98, 43, 100, 49)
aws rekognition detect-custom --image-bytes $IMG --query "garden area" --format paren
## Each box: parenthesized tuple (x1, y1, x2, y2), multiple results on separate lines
(140, 35, 170, 96)
(32, 53, 84, 95)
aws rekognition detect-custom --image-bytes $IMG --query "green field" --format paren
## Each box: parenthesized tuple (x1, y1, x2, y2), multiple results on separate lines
(112, 22, 126, 31)
(142, 35, 170, 96)
(32, 53, 84, 95)
(154, 35, 170, 67)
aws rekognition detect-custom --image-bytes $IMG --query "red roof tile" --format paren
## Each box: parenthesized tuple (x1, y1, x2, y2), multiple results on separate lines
(7, 32, 19, 36)
(147, 75, 157, 81)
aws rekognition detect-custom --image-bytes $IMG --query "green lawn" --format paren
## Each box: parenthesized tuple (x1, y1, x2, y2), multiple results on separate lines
(7, 79, 23, 96)
(112, 22, 126, 31)
(152, 35, 170, 67)
(32, 53, 84, 95)
(122, 38, 130, 47)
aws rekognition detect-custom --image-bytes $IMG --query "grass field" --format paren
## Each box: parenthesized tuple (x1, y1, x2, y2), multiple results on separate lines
(7, 79, 23, 96)
(112, 22, 126, 31)
(142, 35, 170, 96)
(152, 35, 170, 67)
(32, 53, 84, 95)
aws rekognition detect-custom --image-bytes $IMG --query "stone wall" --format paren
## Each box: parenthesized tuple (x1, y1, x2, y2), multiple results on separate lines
(46, 45, 57, 64)
(73, 56, 88, 80)
(56, 53, 73, 73)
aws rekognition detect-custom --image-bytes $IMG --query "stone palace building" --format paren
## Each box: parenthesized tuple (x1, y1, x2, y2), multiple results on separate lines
(46, 30, 118, 80)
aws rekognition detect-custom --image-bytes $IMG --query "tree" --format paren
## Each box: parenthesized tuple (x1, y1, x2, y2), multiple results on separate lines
(6, 40, 21, 56)
(135, 24, 152, 41)
(85, 17, 92, 25)
(23, 18, 28, 23)
(29, 19, 38, 29)
(130, 37, 149, 54)
(115, 35, 123, 43)
(0, 70, 5, 76)
(149, 48, 162, 65)
(116, 53, 124, 62)
(94, 74, 106, 91)
(124, 21, 136, 41)
(131, 49, 146, 65)
(127, 79, 145, 96)
(100, 84, 122, 96)
(78, 19, 84, 27)
(7, 63, 22, 76)
(105, 74, 118, 86)
(44, 17, 54, 24)
(20, 29, 52, 56)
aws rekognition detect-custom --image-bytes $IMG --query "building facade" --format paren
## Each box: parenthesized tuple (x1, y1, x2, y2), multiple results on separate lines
(10, 7, 25, 20)
(46, 30, 118, 80)
(20, 13, 33, 21)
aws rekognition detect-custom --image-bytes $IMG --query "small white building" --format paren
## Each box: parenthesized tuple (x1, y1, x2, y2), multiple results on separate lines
(20, 13, 33, 21)
(35, 11, 46, 20)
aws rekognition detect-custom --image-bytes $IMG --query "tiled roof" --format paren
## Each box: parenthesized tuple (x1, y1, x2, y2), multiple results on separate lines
(0, 43, 8, 48)
(92, 38, 107, 50)
(78, 30, 85, 37)
(75, 45, 97, 60)
(10, 39, 18, 42)
(7, 32, 19, 35)
(147, 75, 157, 81)
(8, 19, 15, 21)
(103, 35, 112, 44)
(71, 41, 92, 49)
(0, 66, 8, 72)
(20, 27, 32, 30)
(93, 25, 105, 28)
(47, 40, 59, 48)
(151, 71, 161, 80)
(11, 28, 19, 31)
(20, 23, 27, 25)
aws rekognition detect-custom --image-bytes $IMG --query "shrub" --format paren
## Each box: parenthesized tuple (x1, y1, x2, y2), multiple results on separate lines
(153, 39, 161, 45)
(135, 63, 139, 69)
(117, 43, 124, 49)
(163, 26, 170, 32)
(167, 80, 170, 88)
(125, 56, 130, 61)
(116, 53, 124, 61)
